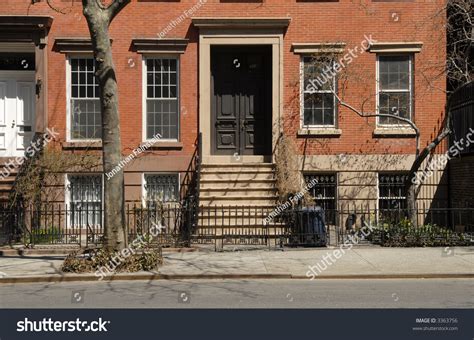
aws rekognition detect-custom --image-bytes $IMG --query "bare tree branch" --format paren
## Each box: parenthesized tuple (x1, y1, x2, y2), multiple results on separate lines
(106, 0, 130, 23)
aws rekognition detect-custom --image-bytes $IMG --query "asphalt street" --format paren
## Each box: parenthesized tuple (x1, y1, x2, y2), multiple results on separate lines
(0, 278, 472, 308)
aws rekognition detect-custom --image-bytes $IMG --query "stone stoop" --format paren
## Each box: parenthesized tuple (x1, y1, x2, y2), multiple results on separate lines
(0, 161, 18, 203)
(198, 163, 279, 228)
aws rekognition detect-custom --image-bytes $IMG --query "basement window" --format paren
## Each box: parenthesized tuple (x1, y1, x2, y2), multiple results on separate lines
(378, 173, 408, 211)
(304, 173, 337, 224)
(144, 174, 180, 204)
(67, 174, 103, 228)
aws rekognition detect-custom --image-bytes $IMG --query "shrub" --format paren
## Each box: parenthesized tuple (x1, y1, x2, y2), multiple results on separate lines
(30, 227, 62, 244)
(373, 220, 472, 247)
(61, 247, 163, 274)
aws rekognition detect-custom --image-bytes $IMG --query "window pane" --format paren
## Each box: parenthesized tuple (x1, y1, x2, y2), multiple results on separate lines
(379, 56, 410, 90)
(303, 93, 334, 126)
(379, 92, 410, 124)
(304, 60, 334, 92)
(71, 99, 102, 139)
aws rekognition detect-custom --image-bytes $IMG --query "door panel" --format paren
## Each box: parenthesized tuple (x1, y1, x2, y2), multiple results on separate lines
(211, 46, 272, 156)
(0, 73, 35, 157)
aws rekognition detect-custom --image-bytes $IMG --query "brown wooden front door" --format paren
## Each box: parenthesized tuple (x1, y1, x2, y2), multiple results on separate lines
(211, 45, 272, 156)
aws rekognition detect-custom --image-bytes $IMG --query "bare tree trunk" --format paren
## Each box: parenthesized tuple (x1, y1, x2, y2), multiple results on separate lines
(405, 126, 451, 224)
(82, 0, 130, 250)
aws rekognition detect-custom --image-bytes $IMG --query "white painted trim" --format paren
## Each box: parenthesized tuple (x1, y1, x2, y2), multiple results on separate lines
(142, 55, 180, 143)
(300, 56, 337, 129)
(66, 55, 102, 143)
(375, 54, 413, 127)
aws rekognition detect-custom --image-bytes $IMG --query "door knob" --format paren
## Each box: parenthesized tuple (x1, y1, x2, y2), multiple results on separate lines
(11, 120, 15, 128)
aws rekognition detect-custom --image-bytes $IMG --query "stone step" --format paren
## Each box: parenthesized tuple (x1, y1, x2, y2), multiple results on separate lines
(200, 179, 276, 189)
(199, 196, 278, 206)
(201, 163, 274, 169)
(200, 187, 277, 197)
(200, 172, 275, 181)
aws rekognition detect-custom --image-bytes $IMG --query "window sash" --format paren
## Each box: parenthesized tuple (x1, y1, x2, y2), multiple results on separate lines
(68, 57, 102, 141)
(145, 57, 179, 141)
(377, 55, 413, 125)
(301, 57, 336, 128)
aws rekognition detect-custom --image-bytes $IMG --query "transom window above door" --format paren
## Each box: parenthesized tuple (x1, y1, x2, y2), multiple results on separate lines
(301, 56, 337, 128)
(144, 57, 179, 141)
(68, 57, 102, 141)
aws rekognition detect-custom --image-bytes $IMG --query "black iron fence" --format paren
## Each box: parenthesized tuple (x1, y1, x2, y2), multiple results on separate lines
(0, 203, 473, 249)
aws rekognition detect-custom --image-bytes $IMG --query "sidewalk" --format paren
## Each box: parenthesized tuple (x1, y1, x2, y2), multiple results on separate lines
(0, 247, 473, 283)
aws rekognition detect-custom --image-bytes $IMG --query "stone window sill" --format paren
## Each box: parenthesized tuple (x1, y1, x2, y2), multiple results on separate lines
(297, 128, 342, 137)
(62, 141, 102, 150)
(373, 128, 417, 137)
(141, 141, 183, 150)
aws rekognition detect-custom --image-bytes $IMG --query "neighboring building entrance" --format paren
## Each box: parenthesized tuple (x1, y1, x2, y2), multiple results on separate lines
(0, 67, 35, 158)
(211, 45, 272, 156)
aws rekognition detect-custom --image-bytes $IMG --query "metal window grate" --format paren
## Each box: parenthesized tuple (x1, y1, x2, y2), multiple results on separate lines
(70, 58, 101, 139)
(68, 175, 102, 228)
(378, 173, 408, 210)
(145, 174, 179, 203)
(304, 173, 337, 224)
(146, 58, 179, 140)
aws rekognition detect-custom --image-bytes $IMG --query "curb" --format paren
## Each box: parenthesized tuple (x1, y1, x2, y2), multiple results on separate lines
(0, 248, 199, 257)
(1, 273, 473, 284)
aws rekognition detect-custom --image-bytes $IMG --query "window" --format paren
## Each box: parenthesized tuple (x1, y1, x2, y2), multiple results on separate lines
(301, 56, 336, 127)
(67, 175, 102, 227)
(378, 173, 408, 210)
(304, 173, 337, 224)
(145, 57, 179, 140)
(68, 58, 101, 140)
(377, 55, 413, 125)
(144, 174, 179, 203)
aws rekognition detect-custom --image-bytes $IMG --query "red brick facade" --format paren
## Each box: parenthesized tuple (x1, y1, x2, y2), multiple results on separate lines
(0, 0, 448, 205)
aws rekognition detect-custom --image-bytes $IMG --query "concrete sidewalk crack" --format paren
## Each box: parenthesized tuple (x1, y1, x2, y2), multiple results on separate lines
(351, 249, 382, 272)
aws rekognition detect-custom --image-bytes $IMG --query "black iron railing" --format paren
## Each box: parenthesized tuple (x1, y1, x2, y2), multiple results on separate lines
(0, 203, 473, 249)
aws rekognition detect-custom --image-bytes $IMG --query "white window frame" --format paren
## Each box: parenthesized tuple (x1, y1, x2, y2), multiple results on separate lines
(64, 173, 104, 228)
(376, 54, 413, 127)
(141, 172, 181, 206)
(300, 56, 337, 129)
(66, 55, 101, 142)
(142, 55, 180, 143)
